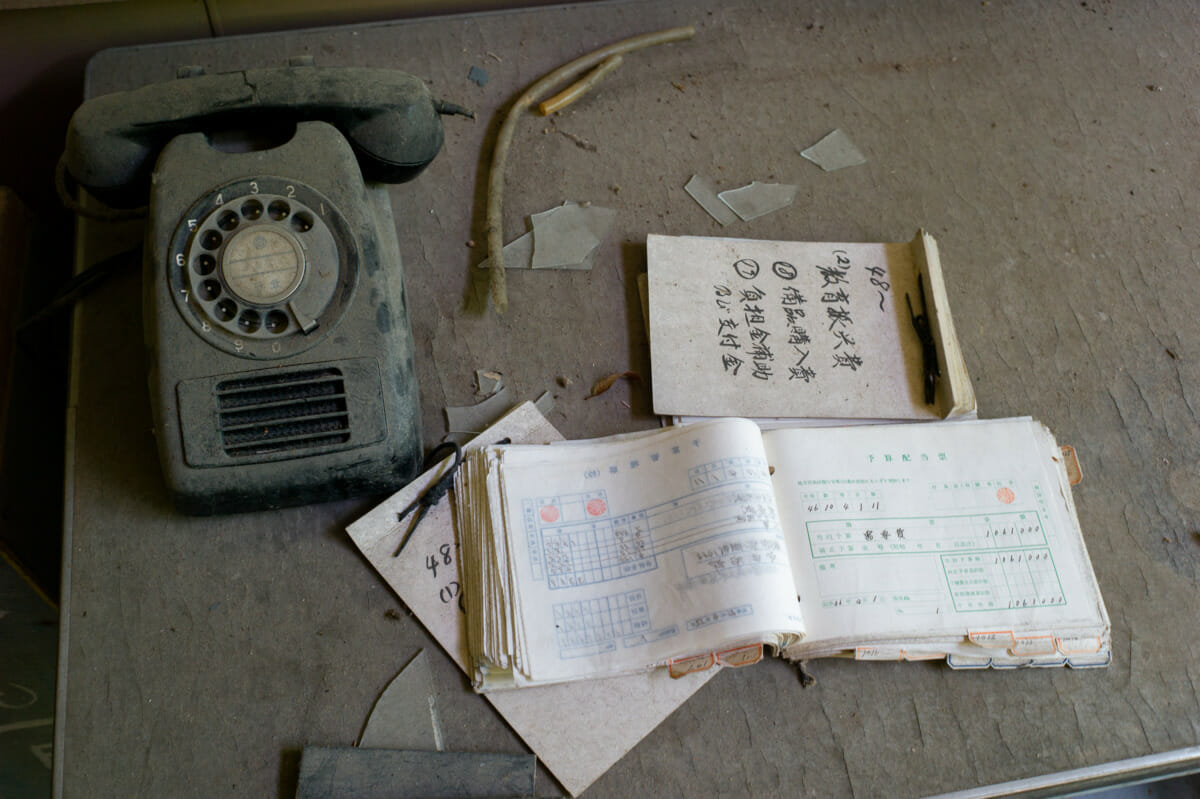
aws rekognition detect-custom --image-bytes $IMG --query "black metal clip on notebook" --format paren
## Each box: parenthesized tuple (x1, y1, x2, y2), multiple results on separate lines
(906, 274, 941, 405)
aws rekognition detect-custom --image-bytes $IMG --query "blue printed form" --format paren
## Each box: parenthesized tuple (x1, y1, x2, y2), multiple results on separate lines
(456, 416, 1109, 688)
(457, 419, 805, 689)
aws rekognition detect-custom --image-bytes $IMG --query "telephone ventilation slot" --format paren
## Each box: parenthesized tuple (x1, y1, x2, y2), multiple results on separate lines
(215, 368, 351, 457)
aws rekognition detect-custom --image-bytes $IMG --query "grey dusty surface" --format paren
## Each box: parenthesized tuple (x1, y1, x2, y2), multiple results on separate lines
(62, 1, 1200, 797)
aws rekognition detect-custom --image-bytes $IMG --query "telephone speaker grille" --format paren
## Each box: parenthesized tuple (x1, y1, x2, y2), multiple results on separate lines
(215, 368, 351, 456)
(176, 357, 387, 467)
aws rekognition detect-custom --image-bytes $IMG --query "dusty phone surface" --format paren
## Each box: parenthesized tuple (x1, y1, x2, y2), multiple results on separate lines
(65, 64, 451, 514)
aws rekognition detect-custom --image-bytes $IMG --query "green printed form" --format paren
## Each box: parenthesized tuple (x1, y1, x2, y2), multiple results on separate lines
(763, 418, 1108, 658)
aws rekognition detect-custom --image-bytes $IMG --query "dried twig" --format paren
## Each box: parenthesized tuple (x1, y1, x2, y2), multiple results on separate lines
(485, 25, 696, 313)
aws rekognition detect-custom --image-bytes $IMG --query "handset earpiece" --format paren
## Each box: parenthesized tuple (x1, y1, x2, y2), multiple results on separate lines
(63, 64, 457, 208)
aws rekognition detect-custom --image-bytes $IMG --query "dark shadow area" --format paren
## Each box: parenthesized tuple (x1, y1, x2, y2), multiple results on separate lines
(0, 6, 203, 600)
(1, 214, 74, 598)
(618, 239, 653, 418)
(277, 746, 302, 799)
(0, 558, 57, 798)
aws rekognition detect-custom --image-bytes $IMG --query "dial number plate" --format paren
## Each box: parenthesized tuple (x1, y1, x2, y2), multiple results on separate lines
(166, 177, 358, 360)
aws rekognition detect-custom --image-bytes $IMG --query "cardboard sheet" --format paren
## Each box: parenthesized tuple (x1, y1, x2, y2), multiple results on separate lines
(347, 403, 714, 796)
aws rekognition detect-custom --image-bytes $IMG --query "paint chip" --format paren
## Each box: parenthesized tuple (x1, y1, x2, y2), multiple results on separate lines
(717, 182, 798, 221)
(800, 129, 867, 171)
(468, 65, 489, 86)
(684, 174, 739, 226)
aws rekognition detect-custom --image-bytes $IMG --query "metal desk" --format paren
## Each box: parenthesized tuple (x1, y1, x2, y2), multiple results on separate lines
(58, 1, 1200, 796)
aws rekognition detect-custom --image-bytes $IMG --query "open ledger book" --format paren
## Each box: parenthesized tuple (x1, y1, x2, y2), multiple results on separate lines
(456, 416, 1109, 690)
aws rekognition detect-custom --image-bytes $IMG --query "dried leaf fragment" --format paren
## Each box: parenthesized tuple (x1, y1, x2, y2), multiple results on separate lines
(586, 370, 642, 399)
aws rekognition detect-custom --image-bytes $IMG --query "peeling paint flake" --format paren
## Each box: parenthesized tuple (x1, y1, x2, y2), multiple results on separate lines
(476, 231, 533, 270)
(684, 174, 739, 226)
(800, 129, 867, 171)
(468, 65, 489, 86)
(531, 202, 615, 269)
(718, 181, 798, 221)
(476, 202, 615, 271)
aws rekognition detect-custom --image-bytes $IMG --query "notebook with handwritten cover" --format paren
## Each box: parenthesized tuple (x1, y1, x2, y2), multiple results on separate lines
(646, 231, 976, 427)
(456, 416, 1109, 690)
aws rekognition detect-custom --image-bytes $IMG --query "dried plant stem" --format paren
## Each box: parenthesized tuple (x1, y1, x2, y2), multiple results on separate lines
(485, 25, 696, 313)
(537, 55, 624, 116)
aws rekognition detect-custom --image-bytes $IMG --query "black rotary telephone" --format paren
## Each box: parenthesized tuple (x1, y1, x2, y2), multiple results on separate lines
(63, 61, 465, 514)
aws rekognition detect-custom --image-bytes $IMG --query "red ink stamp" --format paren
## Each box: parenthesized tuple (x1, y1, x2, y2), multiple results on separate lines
(586, 499, 607, 516)
(540, 505, 559, 523)
(997, 487, 1015, 504)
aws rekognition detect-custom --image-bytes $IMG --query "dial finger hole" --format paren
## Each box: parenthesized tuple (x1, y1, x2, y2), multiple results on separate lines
(241, 199, 263, 220)
(201, 230, 223, 250)
(194, 254, 216, 275)
(264, 310, 289, 334)
(215, 298, 237, 321)
(199, 279, 221, 301)
(217, 210, 239, 231)
(267, 200, 290, 221)
(237, 309, 261, 334)
(290, 211, 313, 233)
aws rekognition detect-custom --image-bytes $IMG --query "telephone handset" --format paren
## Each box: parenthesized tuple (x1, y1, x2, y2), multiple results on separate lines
(65, 63, 458, 514)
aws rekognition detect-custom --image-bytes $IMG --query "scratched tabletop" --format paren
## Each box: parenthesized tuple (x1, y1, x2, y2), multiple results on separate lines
(61, 1, 1200, 797)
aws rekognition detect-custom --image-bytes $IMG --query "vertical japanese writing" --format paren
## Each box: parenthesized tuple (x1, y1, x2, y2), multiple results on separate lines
(713, 282, 742, 376)
(819, 250, 862, 372)
(714, 249, 889, 383)
(775, 261, 815, 383)
(733, 259, 774, 380)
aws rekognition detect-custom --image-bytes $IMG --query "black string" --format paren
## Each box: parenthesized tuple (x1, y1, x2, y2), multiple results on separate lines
(17, 247, 141, 338)
(794, 660, 816, 688)
(393, 442, 464, 557)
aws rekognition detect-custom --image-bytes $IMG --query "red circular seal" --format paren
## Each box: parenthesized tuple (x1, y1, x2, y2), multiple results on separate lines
(540, 505, 560, 523)
(586, 499, 607, 516)
(996, 487, 1015, 504)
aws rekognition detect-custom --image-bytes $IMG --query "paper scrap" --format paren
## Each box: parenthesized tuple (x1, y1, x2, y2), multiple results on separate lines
(530, 202, 615, 269)
(346, 403, 716, 796)
(800, 129, 867, 171)
(476, 231, 533, 271)
(717, 182, 798, 221)
(684, 174, 739, 226)
(359, 650, 443, 751)
(444, 386, 513, 444)
(475, 369, 504, 395)
(532, 389, 554, 416)
(475, 231, 601, 272)
(476, 202, 614, 271)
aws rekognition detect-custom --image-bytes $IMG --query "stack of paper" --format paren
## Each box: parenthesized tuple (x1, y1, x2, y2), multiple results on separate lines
(456, 416, 1109, 689)
(456, 423, 803, 690)
(770, 418, 1110, 668)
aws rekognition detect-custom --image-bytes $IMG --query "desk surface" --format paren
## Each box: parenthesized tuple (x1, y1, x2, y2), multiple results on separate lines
(59, 1, 1200, 797)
